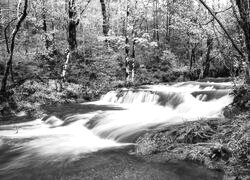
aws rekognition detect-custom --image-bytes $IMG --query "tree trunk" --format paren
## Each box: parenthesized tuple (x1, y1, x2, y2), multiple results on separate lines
(1, 0, 28, 95)
(100, 0, 109, 36)
(165, 2, 171, 43)
(153, 0, 159, 41)
(131, 39, 135, 82)
(235, 0, 250, 83)
(67, 0, 78, 51)
(42, 0, 50, 50)
(125, 0, 130, 82)
(203, 36, 213, 78)
(190, 46, 196, 71)
(198, 0, 244, 58)
(61, 0, 79, 81)
(61, 51, 71, 82)
(125, 37, 130, 82)
(155, 0, 159, 41)
(4, 20, 15, 82)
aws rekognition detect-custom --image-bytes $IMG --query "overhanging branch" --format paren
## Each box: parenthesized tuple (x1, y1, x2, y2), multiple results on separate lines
(197, 0, 244, 58)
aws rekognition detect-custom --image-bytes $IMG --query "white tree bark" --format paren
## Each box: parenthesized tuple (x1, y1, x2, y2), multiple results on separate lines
(61, 51, 71, 81)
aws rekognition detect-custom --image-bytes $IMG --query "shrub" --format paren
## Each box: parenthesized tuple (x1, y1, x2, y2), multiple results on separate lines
(11, 80, 82, 115)
(231, 83, 250, 111)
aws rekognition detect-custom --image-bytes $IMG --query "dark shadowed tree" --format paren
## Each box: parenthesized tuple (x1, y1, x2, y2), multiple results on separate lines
(100, 0, 109, 36)
(235, 0, 250, 83)
(61, 0, 79, 81)
(1, 0, 28, 95)
(203, 35, 213, 78)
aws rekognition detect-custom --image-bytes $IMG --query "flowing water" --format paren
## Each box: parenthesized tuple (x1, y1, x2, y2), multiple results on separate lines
(0, 81, 233, 180)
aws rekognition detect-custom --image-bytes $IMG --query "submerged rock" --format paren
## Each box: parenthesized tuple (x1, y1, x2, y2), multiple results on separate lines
(42, 115, 64, 127)
(16, 111, 27, 117)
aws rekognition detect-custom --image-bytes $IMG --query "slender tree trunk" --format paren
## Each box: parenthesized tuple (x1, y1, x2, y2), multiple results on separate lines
(153, 0, 159, 41)
(203, 36, 213, 78)
(100, 0, 109, 36)
(61, 51, 71, 82)
(131, 39, 135, 82)
(61, 0, 79, 81)
(154, 0, 159, 41)
(125, 37, 130, 82)
(1, 0, 28, 95)
(165, 3, 170, 42)
(3, 0, 15, 82)
(125, 0, 130, 82)
(4, 21, 15, 82)
(187, 33, 192, 70)
(42, 0, 50, 50)
(190, 47, 196, 71)
(67, 0, 78, 51)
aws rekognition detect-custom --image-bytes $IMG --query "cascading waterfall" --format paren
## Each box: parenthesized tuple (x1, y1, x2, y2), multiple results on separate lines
(0, 81, 233, 173)
(92, 82, 233, 141)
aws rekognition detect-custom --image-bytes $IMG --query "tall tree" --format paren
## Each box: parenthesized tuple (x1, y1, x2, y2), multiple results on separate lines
(100, 0, 109, 36)
(41, 0, 50, 51)
(61, 0, 79, 81)
(235, 0, 250, 83)
(203, 35, 213, 78)
(1, 0, 28, 95)
(198, 0, 243, 58)
(61, 0, 91, 81)
(124, 0, 130, 82)
(67, 0, 78, 51)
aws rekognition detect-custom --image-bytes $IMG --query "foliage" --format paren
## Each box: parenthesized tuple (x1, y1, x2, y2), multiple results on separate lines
(231, 83, 250, 111)
(34, 50, 64, 79)
(0, 0, 249, 115)
(1, 0, 241, 90)
(11, 80, 82, 116)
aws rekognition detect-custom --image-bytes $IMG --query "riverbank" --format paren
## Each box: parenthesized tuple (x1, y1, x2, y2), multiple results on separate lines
(0, 79, 139, 123)
(135, 110, 250, 179)
(0, 77, 233, 122)
(0, 79, 103, 123)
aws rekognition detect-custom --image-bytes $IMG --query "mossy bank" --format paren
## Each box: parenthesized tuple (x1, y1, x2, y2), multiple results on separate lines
(134, 85, 250, 180)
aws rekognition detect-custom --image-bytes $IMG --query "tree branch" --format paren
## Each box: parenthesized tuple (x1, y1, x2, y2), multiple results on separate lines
(201, 6, 232, 26)
(1, 0, 28, 94)
(80, 0, 92, 15)
(197, 0, 244, 58)
(4, 18, 17, 54)
(214, 6, 232, 15)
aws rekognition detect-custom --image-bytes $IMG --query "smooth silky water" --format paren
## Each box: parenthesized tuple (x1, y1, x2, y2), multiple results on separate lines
(0, 81, 233, 180)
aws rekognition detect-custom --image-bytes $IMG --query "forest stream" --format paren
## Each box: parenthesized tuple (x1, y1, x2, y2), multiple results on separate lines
(0, 81, 233, 180)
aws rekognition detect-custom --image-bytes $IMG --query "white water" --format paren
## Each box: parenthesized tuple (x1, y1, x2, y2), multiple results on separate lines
(0, 82, 233, 163)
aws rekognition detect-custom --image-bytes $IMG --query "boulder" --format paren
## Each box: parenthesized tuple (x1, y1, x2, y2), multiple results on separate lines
(42, 115, 63, 127)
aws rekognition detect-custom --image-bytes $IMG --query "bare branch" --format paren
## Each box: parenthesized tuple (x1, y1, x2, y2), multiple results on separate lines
(201, 6, 233, 26)
(214, 6, 232, 15)
(1, 0, 28, 94)
(197, 0, 244, 58)
(4, 17, 17, 53)
(80, 0, 92, 15)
